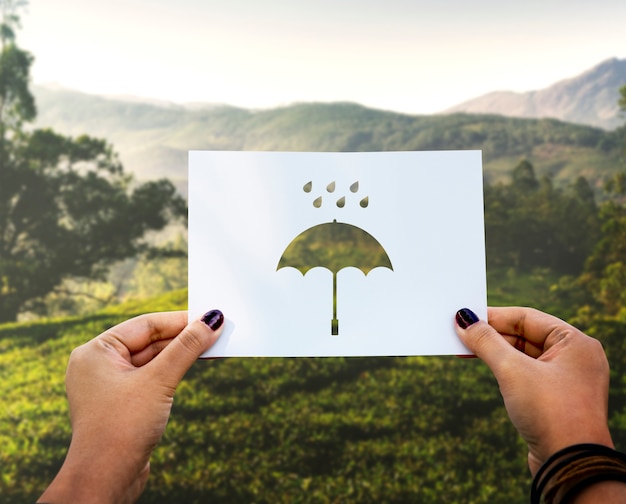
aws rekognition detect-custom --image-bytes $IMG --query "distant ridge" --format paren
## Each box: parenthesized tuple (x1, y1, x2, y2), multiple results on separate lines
(31, 70, 623, 190)
(444, 58, 626, 130)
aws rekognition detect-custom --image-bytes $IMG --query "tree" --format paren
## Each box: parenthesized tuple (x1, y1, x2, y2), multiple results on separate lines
(0, 0, 34, 142)
(484, 159, 598, 273)
(0, 1, 186, 322)
(511, 158, 539, 192)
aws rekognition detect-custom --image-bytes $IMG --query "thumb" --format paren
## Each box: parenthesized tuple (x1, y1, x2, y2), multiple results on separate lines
(151, 309, 225, 388)
(455, 308, 521, 379)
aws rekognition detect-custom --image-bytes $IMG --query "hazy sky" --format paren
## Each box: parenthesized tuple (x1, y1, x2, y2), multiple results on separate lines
(17, 0, 626, 114)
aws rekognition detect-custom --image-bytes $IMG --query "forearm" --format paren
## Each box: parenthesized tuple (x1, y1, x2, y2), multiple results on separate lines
(38, 440, 148, 504)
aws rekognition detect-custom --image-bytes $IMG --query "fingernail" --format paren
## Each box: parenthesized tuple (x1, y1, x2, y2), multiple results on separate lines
(455, 308, 479, 329)
(201, 309, 224, 331)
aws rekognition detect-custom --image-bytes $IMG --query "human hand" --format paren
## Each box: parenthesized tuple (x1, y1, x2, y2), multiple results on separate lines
(38, 309, 224, 504)
(454, 307, 613, 475)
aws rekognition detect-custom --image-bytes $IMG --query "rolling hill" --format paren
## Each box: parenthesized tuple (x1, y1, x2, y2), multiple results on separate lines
(32, 85, 625, 194)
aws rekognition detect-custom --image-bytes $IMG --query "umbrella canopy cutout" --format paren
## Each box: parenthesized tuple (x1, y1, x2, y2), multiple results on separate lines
(277, 219, 393, 335)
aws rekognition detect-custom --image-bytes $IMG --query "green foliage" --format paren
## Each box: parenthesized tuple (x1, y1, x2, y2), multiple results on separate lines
(0, 0, 34, 135)
(0, 3, 187, 323)
(484, 160, 599, 274)
(25, 277, 119, 320)
(0, 129, 186, 321)
(17, 232, 189, 320)
(126, 255, 187, 301)
(487, 268, 573, 319)
(484, 161, 626, 322)
(565, 186, 626, 316)
(146, 355, 528, 504)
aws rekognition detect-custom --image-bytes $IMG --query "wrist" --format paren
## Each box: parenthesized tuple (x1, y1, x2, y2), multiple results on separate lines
(531, 444, 626, 504)
(38, 438, 149, 504)
(529, 414, 614, 474)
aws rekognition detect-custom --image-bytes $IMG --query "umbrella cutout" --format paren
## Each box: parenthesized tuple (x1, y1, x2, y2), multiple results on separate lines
(276, 219, 393, 335)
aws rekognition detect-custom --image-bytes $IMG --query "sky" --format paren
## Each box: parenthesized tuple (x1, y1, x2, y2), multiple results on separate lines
(15, 0, 626, 114)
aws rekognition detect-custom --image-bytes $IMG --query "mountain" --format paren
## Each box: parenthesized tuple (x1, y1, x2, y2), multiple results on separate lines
(31, 82, 623, 191)
(444, 58, 626, 130)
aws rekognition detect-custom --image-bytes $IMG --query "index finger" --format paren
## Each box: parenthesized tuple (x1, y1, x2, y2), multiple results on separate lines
(102, 311, 189, 354)
(487, 306, 580, 350)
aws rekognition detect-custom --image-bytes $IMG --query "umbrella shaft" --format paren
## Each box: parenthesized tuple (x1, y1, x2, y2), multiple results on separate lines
(332, 272, 338, 335)
(333, 272, 337, 319)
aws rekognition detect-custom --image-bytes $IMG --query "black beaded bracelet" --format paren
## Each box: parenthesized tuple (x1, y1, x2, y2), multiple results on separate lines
(531, 443, 626, 504)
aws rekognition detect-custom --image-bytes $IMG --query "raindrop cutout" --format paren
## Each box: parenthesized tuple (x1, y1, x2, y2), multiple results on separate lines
(360, 196, 369, 208)
(350, 181, 359, 193)
(336, 196, 345, 208)
(313, 196, 322, 208)
(326, 181, 336, 193)
(303, 181, 312, 193)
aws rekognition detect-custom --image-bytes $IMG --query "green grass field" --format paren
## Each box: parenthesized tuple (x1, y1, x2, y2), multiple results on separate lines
(0, 288, 536, 503)
(0, 277, 616, 503)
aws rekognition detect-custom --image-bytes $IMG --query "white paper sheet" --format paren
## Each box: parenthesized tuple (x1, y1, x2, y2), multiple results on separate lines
(188, 150, 486, 357)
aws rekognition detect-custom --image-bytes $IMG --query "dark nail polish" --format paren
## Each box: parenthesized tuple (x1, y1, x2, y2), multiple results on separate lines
(456, 308, 479, 329)
(202, 309, 224, 331)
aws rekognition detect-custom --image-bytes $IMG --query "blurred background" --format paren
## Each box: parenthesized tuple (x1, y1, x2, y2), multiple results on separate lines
(2, 0, 626, 502)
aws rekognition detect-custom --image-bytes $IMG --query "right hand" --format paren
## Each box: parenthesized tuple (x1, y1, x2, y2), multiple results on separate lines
(454, 306, 614, 475)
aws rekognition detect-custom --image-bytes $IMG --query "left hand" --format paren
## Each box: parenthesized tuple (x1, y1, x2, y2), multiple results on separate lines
(38, 309, 224, 504)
